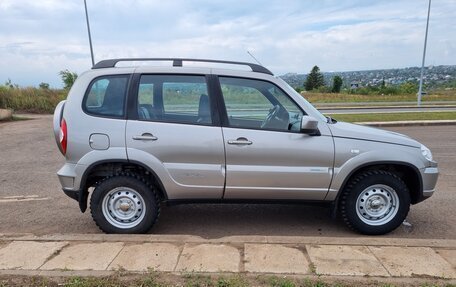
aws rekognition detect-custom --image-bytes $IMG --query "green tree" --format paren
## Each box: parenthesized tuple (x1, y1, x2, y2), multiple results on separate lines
(304, 65, 325, 91)
(59, 70, 78, 90)
(4, 79, 17, 89)
(331, 75, 343, 93)
(39, 82, 50, 89)
(399, 82, 418, 94)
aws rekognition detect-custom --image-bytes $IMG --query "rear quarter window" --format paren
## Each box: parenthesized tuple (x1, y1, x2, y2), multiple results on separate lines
(83, 75, 129, 118)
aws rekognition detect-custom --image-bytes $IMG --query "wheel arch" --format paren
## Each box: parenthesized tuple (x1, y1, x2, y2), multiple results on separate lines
(78, 159, 168, 212)
(330, 161, 423, 217)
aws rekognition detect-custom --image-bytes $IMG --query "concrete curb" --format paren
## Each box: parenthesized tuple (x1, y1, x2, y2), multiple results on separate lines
(359, 120, 456, 127)
(1, 233, 456, 248)
(315, 104, 456, 110)
(313, 100, 456, 108)
(0, 234, 455, 281)
(316, 104, 456, 110)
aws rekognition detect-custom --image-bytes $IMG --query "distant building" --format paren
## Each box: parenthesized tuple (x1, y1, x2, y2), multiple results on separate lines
(350, 83, 359, 89)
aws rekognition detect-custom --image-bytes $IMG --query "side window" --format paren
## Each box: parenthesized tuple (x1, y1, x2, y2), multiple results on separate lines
(137, 75, 211, 125)
(84, 75, 129, 117)
(268, 86, 301, 115)
(219, 77, 303, 132)
(137, 82, 155, 120)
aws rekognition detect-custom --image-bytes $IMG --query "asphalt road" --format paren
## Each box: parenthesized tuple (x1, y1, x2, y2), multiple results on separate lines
(0, 115, 455, 239)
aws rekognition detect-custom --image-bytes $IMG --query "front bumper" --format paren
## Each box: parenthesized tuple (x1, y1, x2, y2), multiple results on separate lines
(420, 166, 439, 200)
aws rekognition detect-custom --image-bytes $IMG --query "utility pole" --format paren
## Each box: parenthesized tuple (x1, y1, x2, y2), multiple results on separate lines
(84, 0, 95, 67)
(417, 0, 431, 107)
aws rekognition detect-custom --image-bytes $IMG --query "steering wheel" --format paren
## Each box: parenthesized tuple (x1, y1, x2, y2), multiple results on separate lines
(261, 105, 280, 129)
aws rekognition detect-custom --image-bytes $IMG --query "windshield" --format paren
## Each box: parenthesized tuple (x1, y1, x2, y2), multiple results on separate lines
(276, 78, 327, 122)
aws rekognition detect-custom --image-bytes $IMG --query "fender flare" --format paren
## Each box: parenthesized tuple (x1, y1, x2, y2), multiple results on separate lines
(329, 160, 423, 218)
(77, 159, 168, 212)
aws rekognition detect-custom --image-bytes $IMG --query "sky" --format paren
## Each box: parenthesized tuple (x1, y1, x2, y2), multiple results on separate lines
(0, 0, 455, 88)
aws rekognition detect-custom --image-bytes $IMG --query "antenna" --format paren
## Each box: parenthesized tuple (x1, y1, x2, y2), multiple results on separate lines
(247, 50, 263, 66)
(84, 0, 95, 67)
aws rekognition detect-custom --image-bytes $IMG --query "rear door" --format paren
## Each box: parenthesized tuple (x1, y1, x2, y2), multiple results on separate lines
(218, 76, 334, 200)
(125, 74, 225, 199)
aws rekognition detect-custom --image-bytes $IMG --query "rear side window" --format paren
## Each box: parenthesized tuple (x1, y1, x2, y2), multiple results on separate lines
(84, 75, 129, 117)
(137, 75, 211, 125)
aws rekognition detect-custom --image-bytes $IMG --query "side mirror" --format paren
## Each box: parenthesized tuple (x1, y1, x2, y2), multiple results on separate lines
(301, 116, 319, 135)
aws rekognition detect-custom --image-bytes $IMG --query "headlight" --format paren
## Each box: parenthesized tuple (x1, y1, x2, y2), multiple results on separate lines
(421, 144, 433, 161)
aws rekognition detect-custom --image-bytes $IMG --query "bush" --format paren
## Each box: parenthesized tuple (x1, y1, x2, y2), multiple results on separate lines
(398, 82, 418, 94)
(346, 81, 419, 96)
(39, 82, 50, 89)
(313, 86, 332, 93)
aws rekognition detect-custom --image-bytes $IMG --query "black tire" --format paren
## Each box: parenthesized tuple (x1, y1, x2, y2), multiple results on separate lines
(339, 170, 410, 235)
(90, 174, 160, 234)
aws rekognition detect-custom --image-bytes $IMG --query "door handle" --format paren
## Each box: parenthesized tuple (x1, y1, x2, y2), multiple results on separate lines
(132, 133, 158, 141)
(227, 137, 252, 145)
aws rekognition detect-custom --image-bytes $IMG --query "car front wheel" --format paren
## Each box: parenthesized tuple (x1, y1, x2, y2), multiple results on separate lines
(339, 170, 410, 235)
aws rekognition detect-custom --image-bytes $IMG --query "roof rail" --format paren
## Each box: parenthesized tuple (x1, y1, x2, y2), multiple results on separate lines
(92, 58, 273, 75)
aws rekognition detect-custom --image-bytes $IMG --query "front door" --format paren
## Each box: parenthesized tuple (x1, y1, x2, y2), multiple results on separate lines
(218, 76, 334, 200)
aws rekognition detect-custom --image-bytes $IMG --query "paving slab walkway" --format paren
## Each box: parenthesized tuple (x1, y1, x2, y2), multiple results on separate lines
(0, 234, 454, 281)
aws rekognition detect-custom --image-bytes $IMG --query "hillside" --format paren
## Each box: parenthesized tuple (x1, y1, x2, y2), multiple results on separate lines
(280, 65, 456, 89)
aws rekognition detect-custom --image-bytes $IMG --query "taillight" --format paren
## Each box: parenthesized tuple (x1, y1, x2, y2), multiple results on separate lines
(60, 119, 67, 155)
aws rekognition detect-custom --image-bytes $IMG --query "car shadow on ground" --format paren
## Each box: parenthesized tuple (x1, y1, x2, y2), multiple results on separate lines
(152, 203, 351, 238)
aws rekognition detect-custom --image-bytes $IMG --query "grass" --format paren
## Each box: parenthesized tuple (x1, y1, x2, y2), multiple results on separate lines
(2, 273, 455, 287)
(304, 89, 456, 103)
(328, 111, 456, 123)
(0, 86, 66, 114)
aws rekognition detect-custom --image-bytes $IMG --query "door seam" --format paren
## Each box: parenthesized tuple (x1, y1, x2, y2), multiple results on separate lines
(221, 127, 228, 199)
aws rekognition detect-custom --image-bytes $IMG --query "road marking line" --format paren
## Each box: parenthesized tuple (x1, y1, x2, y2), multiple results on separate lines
(2, 195, 40, 199)
(0, 195, 49, 203)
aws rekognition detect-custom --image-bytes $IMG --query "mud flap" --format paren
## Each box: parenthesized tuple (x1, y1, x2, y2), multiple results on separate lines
(78, 187, 89, 213)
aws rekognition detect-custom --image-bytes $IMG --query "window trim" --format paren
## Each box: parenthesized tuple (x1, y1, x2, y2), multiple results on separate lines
(215, 75, 306, 134)
(128, 73, 221, 127)
(82, 74, 132, 119)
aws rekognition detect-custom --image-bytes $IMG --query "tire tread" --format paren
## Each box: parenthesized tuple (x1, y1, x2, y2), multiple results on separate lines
(89, 172, 160, 234)
(339, 170, 410, 235)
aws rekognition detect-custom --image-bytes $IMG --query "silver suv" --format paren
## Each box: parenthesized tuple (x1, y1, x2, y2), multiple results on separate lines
(53, 58, 438, 235)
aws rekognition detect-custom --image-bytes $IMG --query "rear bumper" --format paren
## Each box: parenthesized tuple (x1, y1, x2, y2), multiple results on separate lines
(57, 163, 84, 192)
(57, 163, 87, 212)
(63, 188, 79, 201)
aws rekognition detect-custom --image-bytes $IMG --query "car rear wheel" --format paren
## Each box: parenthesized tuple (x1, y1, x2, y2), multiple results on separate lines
(339, 170, 410, 235)
(90, 174, 160, 234)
